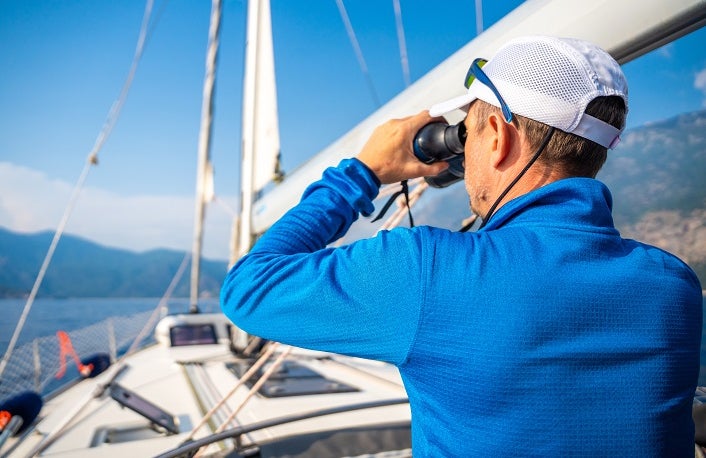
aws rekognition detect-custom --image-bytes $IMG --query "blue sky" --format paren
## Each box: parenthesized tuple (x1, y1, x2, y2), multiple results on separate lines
(1, 1, 705, 260)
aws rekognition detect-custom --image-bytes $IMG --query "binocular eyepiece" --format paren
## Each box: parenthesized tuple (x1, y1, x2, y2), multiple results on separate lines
(413, 121, 467, 188)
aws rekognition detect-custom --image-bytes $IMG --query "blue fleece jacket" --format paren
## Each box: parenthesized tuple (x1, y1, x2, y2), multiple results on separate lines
(221, 158, 703, 456)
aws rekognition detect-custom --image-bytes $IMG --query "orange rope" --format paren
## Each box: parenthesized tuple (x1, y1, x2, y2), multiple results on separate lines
(55, 331, 93, 379)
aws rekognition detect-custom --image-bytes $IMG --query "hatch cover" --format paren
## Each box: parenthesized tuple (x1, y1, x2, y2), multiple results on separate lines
(226, 360, 359, 397)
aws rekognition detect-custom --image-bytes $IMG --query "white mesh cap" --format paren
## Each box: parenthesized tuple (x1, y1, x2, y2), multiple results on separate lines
(430, 36, 628, 149)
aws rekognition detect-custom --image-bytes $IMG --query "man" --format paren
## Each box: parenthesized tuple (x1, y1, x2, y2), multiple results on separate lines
(221, 36, 702, 456)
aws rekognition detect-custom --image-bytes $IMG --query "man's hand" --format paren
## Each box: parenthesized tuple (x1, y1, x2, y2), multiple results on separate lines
(357, 111, 450, 184)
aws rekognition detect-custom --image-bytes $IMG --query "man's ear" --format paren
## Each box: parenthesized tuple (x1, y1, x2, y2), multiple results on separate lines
(487, 112, 515, 169)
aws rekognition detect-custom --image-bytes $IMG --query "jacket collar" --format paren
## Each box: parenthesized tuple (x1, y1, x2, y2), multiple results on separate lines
(480, 177, 618, 233)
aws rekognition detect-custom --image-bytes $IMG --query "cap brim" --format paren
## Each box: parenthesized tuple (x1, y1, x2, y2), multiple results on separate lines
(429, 93, 475, 117)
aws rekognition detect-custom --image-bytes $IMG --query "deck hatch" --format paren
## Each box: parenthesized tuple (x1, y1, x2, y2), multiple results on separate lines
(226, 360, 359, 397)
(169, 323, 218, 346)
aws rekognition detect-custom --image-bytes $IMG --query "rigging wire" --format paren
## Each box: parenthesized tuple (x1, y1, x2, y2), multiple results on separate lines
(335, 0, 381, 107)
(0, 0, 156, 381)
(120, 253, 190, 362)
(392, 0, 411, 88)
(475, 0, 484, 35)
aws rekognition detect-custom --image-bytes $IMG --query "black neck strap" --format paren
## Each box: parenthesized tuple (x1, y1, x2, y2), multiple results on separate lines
(468, 126, 556, 232)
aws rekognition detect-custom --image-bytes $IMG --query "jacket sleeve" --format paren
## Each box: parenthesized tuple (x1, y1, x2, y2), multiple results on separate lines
(220, 158, 424, 365)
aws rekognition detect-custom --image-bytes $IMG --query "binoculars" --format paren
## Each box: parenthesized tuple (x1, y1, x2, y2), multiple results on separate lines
(412, 121, 466, 188)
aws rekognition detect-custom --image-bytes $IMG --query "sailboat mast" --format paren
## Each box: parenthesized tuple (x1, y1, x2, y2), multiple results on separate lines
(190, 0, 222, 313)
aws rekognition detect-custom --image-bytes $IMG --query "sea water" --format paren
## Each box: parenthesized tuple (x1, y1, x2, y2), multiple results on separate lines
(0, 297, 221, 354)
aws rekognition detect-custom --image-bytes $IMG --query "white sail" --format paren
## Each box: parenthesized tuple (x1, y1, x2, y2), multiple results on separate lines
(238, 0, 281, 258)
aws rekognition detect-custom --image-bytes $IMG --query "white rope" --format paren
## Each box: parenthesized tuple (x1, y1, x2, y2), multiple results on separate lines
(0, 0, 156, 382)
(335, 0, 380, 107)
(184, 342, 279, 441)
(377, 178, 423, 199)
(377, 181, 428, 233)
(215, 346, 292, 432)
(193, 346, 293, 457)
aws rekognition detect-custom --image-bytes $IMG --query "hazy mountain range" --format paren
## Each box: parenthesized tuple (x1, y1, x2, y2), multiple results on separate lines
(600, 110, 706, 284)
(1, 109, 705, 298)
(0, 227, 227, 298)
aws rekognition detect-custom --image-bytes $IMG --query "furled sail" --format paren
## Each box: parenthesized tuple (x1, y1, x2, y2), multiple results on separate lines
(190, 0, 222, 312)
(237, 0, 281, 259)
